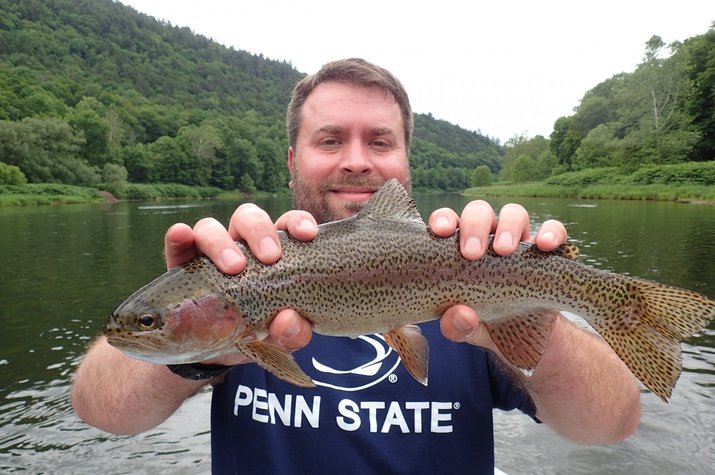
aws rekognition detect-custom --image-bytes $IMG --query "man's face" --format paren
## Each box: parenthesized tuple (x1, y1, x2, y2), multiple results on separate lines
(288, 81, 410, 224)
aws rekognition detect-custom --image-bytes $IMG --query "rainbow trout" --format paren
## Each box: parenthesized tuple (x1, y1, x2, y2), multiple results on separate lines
(104, 179, 715, 401)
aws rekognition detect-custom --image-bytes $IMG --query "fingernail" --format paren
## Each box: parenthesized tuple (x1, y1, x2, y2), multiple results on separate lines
(434, 216, 450, 232)
(220, 248, 243, 270)
(495, 232, 514, 249)
(259, 236, 279, 256)
(283, 318, 300, 339)
(539, 231, 555, 244)
(454, 312, 475, 339)
(297, 218, 315, 234)
(462, 236, 483, 258)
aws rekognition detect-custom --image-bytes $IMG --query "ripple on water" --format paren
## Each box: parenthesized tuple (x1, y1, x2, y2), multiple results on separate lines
(0, 366, 213, 474)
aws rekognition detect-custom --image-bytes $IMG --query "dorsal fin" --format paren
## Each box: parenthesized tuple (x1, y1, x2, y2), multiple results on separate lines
(357, 178, 423, 223)
(553, 243, 580, 260)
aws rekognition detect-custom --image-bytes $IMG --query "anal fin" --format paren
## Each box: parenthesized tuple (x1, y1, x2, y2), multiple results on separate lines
(237, 340, 316, 388)
(384, 325, 429, 385)
(485, 309, 559, 371)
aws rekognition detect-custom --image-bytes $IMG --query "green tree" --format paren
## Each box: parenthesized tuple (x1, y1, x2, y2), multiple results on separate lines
(228, 137, 261, 190)
(500, 134, 550, 181)
(623, 36, 699, 163)
(102, 162, 128, 192)
(573, 95, 614, 134)
(68, 97, 111, 167)
(178, 124, 223, 186)
(0, 162, 27, 184)
(149, 136, 192, 184)
(682, 24, 715, 161)
(534, 149, 558, 179)
(510, 155, 538, 183)
(550, 116, 583, 170)
(470, 165, 493, 186)
(572, 124, 619, 169)
(255, 137, 286, 191)
(119, 143, 154, 182)
(0, 117, 99, 185)
(239, 173, 257, 193)
(105, 105, 130, 149)
(641, 36, 680, 133)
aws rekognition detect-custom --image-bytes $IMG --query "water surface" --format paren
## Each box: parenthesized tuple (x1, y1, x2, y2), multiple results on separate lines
(1, 195, 713, 474)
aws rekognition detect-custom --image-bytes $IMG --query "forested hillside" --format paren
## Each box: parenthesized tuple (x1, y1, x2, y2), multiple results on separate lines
(497, 28, 715, 185)
(0, 0, 499, 192)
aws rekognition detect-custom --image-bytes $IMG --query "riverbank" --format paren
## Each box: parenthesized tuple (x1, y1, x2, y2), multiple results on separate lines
(2, 182, 714, 207)
(0, 184, 106, 206)
(0, 183, 285, 206)
(464, 183, 715, 203)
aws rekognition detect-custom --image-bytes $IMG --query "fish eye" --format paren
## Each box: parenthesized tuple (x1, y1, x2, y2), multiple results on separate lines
(136, 314, 161, 331)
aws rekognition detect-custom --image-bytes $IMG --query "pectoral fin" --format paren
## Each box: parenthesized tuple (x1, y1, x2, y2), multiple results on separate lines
(237, 340, 316, 387)
(484, 309, 559, 371)
(384, 325, 429, 385)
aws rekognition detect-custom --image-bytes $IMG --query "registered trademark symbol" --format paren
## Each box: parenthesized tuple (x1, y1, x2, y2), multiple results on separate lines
(388, 373, 398, 383)
(453, 402, 461, 410)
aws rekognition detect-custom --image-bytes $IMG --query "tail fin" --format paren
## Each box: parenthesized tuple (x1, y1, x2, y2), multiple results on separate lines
(596, 278, 714, 402)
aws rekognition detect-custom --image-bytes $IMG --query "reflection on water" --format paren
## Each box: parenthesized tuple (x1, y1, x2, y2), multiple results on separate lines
(0, 195, 713, 474)
(1, 374, 212, 474)
(493, 334, 715, 474)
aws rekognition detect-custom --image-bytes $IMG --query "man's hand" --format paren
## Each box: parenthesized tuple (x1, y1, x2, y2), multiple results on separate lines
(163, 206, 319, 364)
(428, 200, 567, 347)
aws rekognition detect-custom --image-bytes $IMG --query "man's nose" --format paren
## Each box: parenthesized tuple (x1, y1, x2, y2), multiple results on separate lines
(340, 141, 372, 174)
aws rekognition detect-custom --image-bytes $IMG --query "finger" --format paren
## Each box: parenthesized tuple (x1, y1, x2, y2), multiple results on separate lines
(493, 203, 531, 256)
(439, 304, 495, 349)
(265, 309, 313, 351)
(428, 208, 459, 237)
(193, 217, 246, 274)
(533, 219, 568, 251)
(457, 200, 497, 259)
(164, 223, 198, 270)
(275, 210, 318, 242)
(228, 203, 282, 265)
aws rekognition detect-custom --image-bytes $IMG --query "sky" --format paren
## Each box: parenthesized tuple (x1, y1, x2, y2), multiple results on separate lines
(120, 0, 713, 143)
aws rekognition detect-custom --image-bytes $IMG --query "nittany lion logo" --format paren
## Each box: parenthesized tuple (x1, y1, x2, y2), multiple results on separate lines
(310, 334, 402, 391)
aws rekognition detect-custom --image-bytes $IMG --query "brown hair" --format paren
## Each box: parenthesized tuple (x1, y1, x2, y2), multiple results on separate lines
(286, 58, 413, 151)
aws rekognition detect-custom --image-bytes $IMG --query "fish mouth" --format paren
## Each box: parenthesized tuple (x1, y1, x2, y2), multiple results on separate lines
(102, 314, 144, 348)
(103, 313, 121, 335)
(104, 329, 168, 358)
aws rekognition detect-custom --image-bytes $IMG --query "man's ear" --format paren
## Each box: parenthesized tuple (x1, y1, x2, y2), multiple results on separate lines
(287, 146, 295, 189)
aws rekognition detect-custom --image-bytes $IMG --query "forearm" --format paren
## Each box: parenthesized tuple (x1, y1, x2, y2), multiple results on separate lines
(525, 316, 641, 444)
(71, 336, 206, 435)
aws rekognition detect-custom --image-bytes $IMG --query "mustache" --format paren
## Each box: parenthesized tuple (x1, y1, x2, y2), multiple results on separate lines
(318, 176, 387, 194)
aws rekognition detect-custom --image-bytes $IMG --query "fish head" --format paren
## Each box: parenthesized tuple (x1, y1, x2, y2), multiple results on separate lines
(103, 258, 245, 364)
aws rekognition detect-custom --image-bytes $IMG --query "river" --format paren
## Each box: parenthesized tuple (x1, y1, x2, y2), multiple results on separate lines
(0, 194, 713, 474)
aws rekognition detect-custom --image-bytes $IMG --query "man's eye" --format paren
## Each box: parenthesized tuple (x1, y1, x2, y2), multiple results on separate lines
(318, 138, 341, 148)
(370, 140, 391, 149)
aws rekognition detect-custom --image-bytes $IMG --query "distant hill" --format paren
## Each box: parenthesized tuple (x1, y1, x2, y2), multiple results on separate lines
(0, 0, 501, 191)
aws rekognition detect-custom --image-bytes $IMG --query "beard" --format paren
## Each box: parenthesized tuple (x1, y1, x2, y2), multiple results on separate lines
(290, 173, 411, 224)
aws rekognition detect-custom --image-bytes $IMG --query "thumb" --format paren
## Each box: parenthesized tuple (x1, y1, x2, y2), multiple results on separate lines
(439, 304, 496, 350)
(266, 309, 313, 352)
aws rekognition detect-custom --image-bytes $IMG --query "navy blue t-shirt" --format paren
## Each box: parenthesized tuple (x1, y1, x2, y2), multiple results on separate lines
(210, 321, 536, 474)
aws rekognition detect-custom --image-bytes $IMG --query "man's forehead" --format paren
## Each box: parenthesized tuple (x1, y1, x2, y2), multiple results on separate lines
(306, 81, 397, 105)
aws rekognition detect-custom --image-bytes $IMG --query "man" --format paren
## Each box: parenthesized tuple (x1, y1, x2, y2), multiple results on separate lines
(72, 58, 640, 474)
